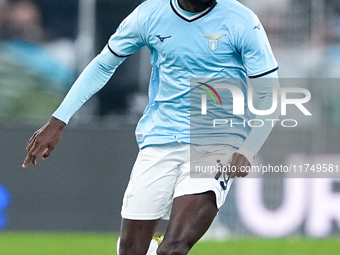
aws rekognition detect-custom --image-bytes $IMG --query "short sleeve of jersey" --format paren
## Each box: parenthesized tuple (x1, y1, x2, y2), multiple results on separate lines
(237, 15, 278, 78)
(107, 6, 145, 57)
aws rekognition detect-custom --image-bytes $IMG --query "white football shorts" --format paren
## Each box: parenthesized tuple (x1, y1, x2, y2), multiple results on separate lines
(121, 142, 236, 220)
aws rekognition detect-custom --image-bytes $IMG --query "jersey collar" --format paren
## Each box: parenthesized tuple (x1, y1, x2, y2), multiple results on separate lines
(170, 0, 217, 22)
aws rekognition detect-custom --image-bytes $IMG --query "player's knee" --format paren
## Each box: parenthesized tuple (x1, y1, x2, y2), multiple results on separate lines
(157, 241, 190, 255)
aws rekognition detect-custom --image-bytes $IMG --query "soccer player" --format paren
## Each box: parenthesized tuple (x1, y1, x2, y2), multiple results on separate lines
(22, 0, 280, 254)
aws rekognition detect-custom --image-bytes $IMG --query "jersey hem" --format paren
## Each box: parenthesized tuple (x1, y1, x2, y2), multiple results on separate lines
(121, 212, 165, 220)
(137, 134, 245, 150)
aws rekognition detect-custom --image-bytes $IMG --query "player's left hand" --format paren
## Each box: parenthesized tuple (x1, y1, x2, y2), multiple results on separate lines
(228, 152, 251, 178)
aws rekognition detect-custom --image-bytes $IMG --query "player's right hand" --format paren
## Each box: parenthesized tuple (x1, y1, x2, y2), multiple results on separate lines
(22, 116, 66, 168)
(228, 152, 251, 178)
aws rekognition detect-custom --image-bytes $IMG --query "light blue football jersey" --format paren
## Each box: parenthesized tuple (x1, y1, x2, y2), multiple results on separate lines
(107, 0, 278, 149)
(53, 0, 279, 153)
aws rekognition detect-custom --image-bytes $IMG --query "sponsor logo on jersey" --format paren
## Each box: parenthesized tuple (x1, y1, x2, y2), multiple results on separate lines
(254, 23, 261, 30)
(203, 33, 226, 51)
(155, 35, 172, 42)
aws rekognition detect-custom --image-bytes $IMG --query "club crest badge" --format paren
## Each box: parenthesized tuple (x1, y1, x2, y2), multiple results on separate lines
(203, 33, 226, 51)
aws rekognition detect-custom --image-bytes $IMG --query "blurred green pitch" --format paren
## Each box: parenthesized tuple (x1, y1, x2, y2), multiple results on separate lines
(0, 232, 339, 255)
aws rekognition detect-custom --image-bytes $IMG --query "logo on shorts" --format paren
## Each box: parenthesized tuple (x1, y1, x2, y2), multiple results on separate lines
(203, 33, 226, 51)
(123, 194, 135, 208)
(126, 194, 135, 199)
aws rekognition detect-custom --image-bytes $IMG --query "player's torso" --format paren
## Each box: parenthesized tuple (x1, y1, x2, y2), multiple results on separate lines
(139, 0, 248, 100)
(135, 0, 252, 147)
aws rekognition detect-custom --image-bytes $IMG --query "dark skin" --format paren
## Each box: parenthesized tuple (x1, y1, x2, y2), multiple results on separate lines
(179, 0, 216, 13)
(23, 116, 65, 167)
(22, 1, 250, 254)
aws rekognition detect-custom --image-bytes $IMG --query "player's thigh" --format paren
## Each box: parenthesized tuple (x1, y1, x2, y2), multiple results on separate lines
(158, 191, 218, 254)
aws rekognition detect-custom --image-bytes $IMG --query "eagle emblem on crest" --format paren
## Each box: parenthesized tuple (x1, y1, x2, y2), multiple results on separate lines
(204, 33, 226, 51)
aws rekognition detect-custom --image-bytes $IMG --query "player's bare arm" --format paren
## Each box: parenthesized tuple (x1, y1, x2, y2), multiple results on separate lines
(22, 116, 65, 168)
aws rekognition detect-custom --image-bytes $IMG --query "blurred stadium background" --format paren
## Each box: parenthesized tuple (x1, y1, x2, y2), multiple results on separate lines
(0, 0, 340, 254)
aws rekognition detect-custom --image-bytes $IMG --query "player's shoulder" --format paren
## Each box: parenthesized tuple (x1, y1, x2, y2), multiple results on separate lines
(217, 0, 257, 23)
(137, 0, 169, 18)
